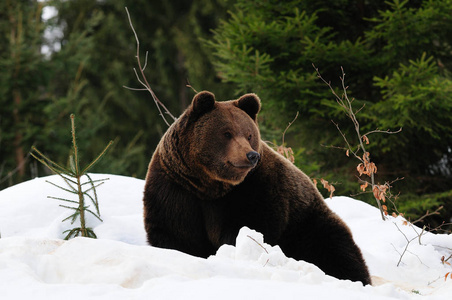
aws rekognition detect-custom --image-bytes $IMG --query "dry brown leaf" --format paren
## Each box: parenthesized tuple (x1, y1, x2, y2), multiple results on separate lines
(357, 163, 365, 176)
(360, 181, 368, 191)
(363, 152, 370, 163)
(362, 135, 370, 145)
(320, 178, 335, 199)
(277, 146, 295, 163)
(372, 185, 387, 202)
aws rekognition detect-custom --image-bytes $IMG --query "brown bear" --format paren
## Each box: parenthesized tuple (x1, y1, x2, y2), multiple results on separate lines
(143, 91, 371, 285)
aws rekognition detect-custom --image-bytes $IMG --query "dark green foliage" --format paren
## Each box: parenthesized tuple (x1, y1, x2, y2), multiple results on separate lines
(207, 0, 452, 224)
(0, 0, 49, 187)
(2, 0, 451, 227)
(1, 0, 231, 190)
(31, 114, 113, 239)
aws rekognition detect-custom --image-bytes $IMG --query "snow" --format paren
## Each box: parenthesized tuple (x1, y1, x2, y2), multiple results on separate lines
(0, 174, 451, 299)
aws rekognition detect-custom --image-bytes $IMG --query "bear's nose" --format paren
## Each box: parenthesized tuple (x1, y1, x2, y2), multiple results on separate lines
(246, 151, 260, 166)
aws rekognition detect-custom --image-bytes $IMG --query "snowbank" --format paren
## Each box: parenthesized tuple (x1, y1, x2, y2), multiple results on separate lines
(0, 174, 451, 299)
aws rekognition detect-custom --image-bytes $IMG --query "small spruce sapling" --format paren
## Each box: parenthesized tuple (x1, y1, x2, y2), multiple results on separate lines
(31, 114, 113, 239)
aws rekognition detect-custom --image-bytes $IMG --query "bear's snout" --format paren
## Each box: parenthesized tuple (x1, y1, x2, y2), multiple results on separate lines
(246, 151, 260, 166)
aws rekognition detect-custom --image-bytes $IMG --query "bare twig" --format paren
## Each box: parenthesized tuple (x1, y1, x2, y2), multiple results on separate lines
(247, 235, 270, 267)
(393, 222, 419, 267)
(364, 128, 402, 137)
(426, 221, 452, 234)
(247, 235, 269, 254)
(409, 224, 427, 245)
(411, 206, 443, 226)
(186, 79, 199, 94)
(331, 120, 361, 160)
(282, 112, 299, 146)
(314, 64, 395, 220)
(445, 254, 452, 262)
(321, 144, 349, 152)
(124, 7, 176, 126)
(269, 113, 299, 164)
(122, 87, 148, 91)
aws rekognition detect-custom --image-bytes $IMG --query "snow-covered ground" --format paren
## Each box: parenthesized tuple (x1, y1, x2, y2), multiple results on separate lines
(0, 174, 450, 299)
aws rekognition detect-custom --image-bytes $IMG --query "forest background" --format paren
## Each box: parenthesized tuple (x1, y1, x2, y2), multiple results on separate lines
(1, 0, 451, 228)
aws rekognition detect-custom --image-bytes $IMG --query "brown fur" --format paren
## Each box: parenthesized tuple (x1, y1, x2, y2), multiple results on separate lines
(143, 91, 371, 285)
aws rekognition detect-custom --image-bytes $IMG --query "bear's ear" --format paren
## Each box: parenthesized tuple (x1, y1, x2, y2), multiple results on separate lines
(236, 93, 261, 121)
(191, 91, 216, 117)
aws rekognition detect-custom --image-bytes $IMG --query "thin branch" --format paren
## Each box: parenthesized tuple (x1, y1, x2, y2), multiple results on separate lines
(80, 178, 110, 187)
(390, 243, 404, 266)
(426, 221, 452, 234)
(48, 196, 78, 204)
(445, 254, 452, 262)
(364, 128, 402, 137)
(282, 112, 299, 146)
(412, 206, 443, 225)
(247, 235, 270, 267)
(83, 181, 106, 194)
(132, 68, 148, 89)
(81, 140, 113, 174)
(247, 235, 269, 254)
(45, 180, 77, 194)
(331, 120, 362, 161)
(124, 7, 176, 126)
(428, 276, 442, 286)
(143, 51, 149, 71)
(387, 177, 405, 186)
(321, 144, 349, 151)
(30, 146, 69, 176)
(122, 86, 148, 91)
(186, 79, 199, 94)
(354, 103, 366, 116)
(406, 248, 428, 267)
(393, 222, 418, 267)
(314, 64, 403, 221)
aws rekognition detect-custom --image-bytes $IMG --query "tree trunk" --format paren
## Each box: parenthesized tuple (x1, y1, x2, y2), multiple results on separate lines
(177, 50, 187, 111)
(13, 89, 25, 178)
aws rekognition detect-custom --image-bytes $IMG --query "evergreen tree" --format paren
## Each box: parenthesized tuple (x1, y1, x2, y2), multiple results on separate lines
(0, 0, 48, 188)
(0, 0, 231, 189)
(45, 0, 232, 178)
(207, 0, 452, 224)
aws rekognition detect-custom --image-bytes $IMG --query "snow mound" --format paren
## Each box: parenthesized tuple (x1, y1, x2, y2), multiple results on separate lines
(0, 174, 451, 299)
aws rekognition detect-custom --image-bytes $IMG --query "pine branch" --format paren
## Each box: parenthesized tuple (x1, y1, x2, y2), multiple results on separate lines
(80, 178, 109, 187)
(85, 209, 103, 222)
(45, 180, 78, 194)
(30, 146, 69, 176)
(48, 196, 79, 204)
(81, 141, 114, 174)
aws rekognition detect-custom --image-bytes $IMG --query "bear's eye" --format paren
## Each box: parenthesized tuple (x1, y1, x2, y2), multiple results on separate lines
(224, 132, 232, 139)
(248, 135, 252, 141)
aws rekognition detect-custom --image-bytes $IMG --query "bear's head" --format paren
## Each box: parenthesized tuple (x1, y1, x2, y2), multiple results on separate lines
(188, 91, 262, 186)
(159, 91, 262, 198)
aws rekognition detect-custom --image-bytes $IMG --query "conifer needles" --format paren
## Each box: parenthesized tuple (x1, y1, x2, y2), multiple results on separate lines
(31, 114, 113, 239)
